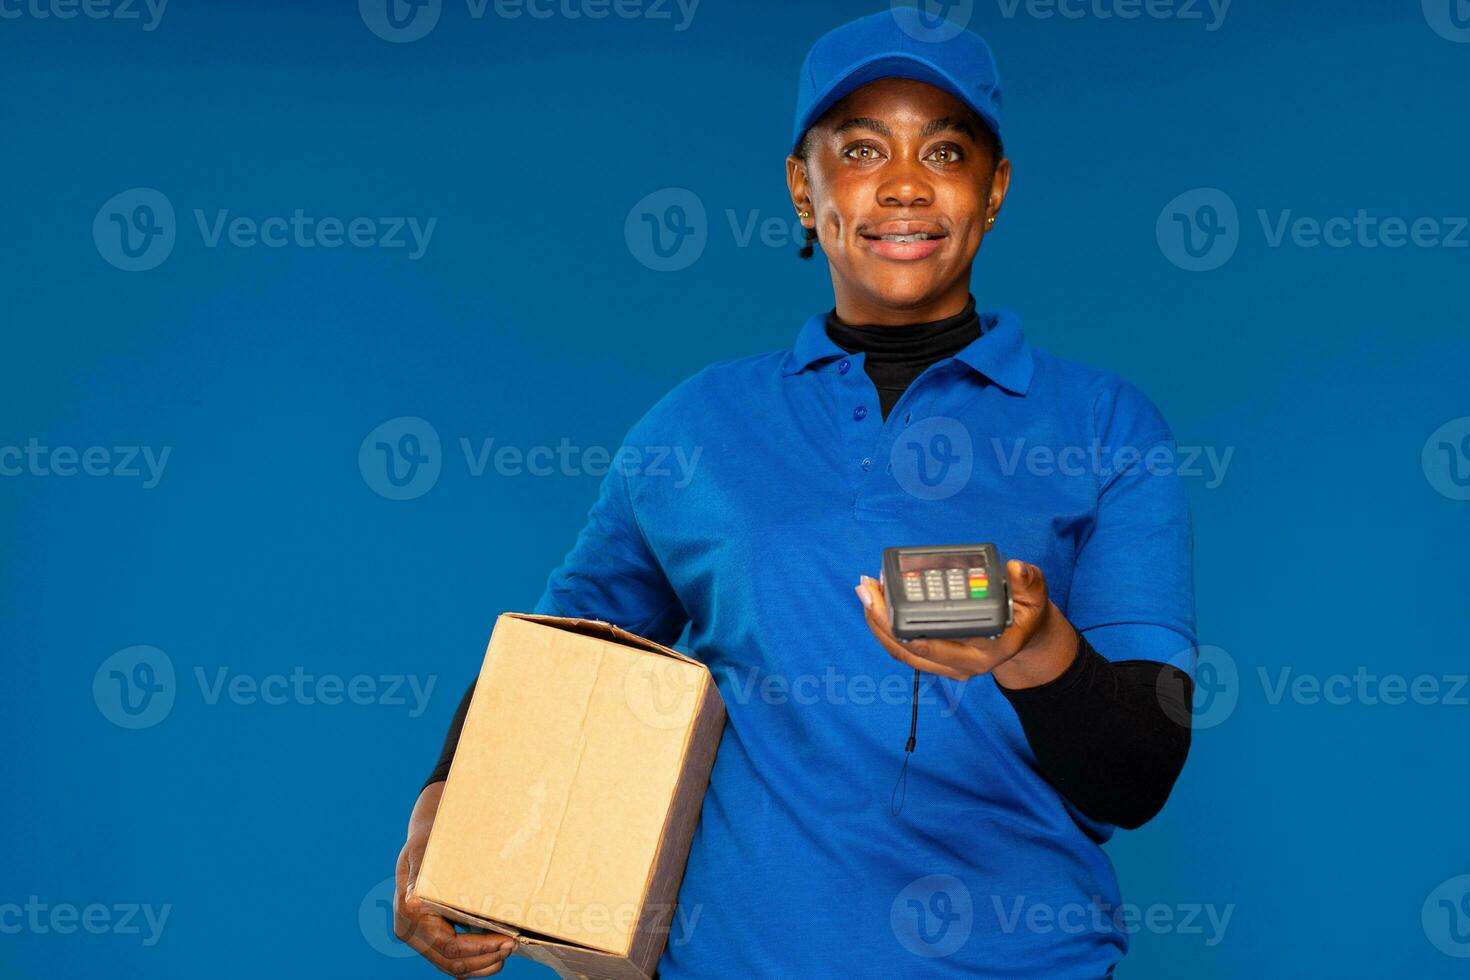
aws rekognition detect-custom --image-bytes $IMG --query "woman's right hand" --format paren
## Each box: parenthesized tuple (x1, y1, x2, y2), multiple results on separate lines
(394, 782, 516, 977)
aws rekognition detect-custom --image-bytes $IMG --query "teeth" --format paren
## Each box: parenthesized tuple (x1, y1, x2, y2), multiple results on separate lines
(878, 233, 934, 242)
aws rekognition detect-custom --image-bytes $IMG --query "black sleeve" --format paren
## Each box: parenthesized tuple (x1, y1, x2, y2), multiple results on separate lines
(422, 680, 476, 791)
(996, 631, 1193, 829)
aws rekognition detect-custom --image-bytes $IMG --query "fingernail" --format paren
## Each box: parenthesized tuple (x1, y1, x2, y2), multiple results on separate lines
(855, 584, 872, 609)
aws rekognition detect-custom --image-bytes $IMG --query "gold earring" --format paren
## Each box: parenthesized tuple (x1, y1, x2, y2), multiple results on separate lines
(986, 215, 996, 226)
(798, 209, 811, 219)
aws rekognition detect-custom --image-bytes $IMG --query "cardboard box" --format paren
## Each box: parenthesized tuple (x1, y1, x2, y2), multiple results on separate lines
(417, 613, 725, 980)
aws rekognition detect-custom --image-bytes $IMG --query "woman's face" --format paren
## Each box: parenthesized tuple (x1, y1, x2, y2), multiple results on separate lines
(788, 77, 1010, 323)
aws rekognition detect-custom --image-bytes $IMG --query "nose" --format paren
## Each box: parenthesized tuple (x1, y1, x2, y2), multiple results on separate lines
(876, 155, 934, 209)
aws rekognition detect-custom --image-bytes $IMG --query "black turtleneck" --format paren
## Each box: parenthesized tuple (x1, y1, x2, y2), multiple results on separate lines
(422, 298, 1193, 830)
(825, 295, 982, 420)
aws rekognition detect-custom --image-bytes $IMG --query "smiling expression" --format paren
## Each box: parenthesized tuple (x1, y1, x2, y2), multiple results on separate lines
(787, 77, 1011, 324)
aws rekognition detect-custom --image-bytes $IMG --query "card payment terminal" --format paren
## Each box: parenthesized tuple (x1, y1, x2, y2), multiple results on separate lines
(880, 543, 1013, 641)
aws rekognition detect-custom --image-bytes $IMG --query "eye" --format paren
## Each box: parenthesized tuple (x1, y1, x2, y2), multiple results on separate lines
(926, 143, 965, 164)
(843, 142, 884, 162)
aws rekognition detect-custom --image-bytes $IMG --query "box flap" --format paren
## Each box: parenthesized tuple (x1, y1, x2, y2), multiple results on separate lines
(418, 899, 653, 980)
(504, 612, 701, 666)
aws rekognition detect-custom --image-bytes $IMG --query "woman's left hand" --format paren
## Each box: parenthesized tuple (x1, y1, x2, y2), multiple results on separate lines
(856, 560, 1079, 690)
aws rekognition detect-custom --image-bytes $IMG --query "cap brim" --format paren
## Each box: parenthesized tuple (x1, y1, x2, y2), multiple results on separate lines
(793, 54, 1001, 149)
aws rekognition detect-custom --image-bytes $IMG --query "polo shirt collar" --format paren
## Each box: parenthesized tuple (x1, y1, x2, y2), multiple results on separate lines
(782, 307, 1034, 395)
(954, 310, 1034, 395)
(783, 312, 848, 374)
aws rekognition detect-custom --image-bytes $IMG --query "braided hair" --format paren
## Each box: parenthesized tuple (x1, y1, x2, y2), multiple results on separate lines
(791, 130, 821, 259)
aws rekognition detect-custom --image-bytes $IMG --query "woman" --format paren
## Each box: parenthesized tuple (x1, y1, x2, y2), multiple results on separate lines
(394, 9, 1196, 978)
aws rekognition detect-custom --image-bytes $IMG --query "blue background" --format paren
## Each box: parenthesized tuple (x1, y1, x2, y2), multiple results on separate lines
(3, 1, 1469, 976)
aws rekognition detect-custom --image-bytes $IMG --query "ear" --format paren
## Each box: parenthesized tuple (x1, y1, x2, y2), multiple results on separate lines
(984, 156, 1012, 232)
(786, 153, 813, 231)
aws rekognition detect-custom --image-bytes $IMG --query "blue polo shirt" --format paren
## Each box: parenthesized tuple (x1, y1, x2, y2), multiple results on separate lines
(533, 308, 1196, 979)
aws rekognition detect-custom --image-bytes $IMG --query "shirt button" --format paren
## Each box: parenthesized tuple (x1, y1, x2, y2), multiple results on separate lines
(853, 405, 868, 421)
(838, 359, 851, 375)
(861, 457, 872, 471)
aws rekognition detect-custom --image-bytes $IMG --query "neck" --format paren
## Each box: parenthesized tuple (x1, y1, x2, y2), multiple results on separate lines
(824, 294, 982, 421)
(830, 277, 973, 326)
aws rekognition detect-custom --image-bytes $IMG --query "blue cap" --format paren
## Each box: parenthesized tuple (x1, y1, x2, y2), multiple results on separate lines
(791, 8, 1003, 151)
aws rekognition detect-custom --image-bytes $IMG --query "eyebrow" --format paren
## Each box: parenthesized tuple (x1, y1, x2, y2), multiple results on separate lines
(830, 115, 977, 142)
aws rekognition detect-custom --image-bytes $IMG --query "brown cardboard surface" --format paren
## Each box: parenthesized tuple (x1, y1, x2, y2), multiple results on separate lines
(417, 613, 725, 978)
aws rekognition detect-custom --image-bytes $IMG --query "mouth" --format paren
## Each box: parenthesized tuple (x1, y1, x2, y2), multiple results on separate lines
(859, 223, 947, 261)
